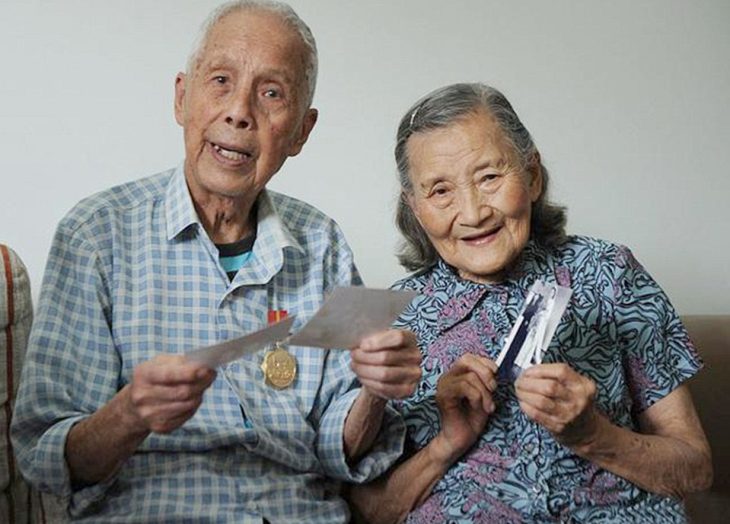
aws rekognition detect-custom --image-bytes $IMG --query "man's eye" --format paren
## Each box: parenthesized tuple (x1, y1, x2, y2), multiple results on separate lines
(263, 88, 280, 98)
(213, 76, 228, 84)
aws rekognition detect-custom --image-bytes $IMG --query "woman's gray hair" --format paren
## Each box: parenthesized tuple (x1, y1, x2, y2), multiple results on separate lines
(186, 0, 318, 108)
(395, 82, 567, 272)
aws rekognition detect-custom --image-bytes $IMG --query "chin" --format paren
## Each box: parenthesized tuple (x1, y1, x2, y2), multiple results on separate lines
(458, 257, 512, 281)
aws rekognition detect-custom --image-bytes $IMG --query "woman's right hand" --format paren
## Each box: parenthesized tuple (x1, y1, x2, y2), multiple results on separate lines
(431, 354, 497, 465)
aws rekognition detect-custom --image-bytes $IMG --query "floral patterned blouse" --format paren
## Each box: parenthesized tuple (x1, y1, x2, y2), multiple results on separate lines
(392, 236, 701, 523)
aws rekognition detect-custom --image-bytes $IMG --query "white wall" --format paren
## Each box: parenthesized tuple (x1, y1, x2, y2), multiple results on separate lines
(1, 0, 728, 313)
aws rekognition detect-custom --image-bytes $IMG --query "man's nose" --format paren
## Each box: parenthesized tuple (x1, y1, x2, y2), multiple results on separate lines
(224, 91, 254, 129)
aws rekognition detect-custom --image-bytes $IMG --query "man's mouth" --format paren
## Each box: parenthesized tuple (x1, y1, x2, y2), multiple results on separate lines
(210, 141, 253, 162)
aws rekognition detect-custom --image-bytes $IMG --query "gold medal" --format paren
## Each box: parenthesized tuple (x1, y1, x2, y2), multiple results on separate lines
(261, 344, 297, 389)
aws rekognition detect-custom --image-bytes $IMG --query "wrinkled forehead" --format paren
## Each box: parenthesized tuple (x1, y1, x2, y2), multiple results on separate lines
(406, 110, 520, 173)
(196, 9, 308, 80)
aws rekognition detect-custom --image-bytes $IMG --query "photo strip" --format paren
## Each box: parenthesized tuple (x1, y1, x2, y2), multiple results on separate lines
(495, 280, 572, 382)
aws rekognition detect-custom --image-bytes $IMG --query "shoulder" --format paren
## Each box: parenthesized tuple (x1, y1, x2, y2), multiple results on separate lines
(58, 169, 172, 238)
(267, 190, 339, 233)
(391, 266, 434, 292)
(266, 190, 354, 258)
(549, 235, 638, 273)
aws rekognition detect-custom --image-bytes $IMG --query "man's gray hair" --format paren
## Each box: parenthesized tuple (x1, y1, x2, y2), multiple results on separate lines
(186, 0, 318, 108)
(395, 82, 567, 273)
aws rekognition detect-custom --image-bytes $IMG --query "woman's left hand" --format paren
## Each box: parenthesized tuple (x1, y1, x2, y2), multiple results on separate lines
(515, 363, 599, 449)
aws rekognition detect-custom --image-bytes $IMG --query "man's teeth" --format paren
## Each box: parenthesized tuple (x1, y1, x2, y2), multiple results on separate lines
(213, 144, 246, 161)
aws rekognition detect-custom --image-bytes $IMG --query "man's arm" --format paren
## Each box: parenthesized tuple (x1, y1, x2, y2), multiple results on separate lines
(344, 330, 421, 462)
(516, 364, 712, 498)
(66, 355, 216, 486)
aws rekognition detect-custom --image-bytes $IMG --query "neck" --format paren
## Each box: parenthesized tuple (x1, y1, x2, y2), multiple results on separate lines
(193, 191, 258, 244)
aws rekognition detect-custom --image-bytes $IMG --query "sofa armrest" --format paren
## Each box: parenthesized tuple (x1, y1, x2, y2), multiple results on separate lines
(1, 244, 34, 523)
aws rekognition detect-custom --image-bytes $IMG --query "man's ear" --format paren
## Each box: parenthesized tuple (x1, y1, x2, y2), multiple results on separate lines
(527, 152, 544, 203)
(174, 73, 187, 126)
(287, 108, 318, 157)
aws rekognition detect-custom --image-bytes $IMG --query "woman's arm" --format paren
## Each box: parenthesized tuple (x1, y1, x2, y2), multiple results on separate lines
(516, 363, 712, 498)
(348, 355, 497, 523)
(347, 436, 457, 524)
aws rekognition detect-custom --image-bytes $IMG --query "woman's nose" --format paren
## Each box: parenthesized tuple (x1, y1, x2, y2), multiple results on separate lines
(458, 187, 491, 226)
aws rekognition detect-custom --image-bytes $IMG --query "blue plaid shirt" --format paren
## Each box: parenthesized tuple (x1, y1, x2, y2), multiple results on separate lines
(12, 166, 405, 523)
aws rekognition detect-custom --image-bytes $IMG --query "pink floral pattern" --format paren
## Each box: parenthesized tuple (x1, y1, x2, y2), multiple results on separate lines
(392, 236, 700, 522)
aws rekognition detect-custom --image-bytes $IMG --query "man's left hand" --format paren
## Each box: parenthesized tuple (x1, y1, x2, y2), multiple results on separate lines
(350, 329, 422, 399)
(515, 363, 599, 449)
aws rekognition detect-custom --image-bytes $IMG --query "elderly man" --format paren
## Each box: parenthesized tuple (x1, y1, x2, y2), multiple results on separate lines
(11, 1, 420, 522)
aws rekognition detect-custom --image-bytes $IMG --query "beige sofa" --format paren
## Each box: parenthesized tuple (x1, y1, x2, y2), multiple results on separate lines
(1, 245, 66, 524)
(2, 242, 727, 522)
(683, 315, 730, 522)
(1, 245, 34, 523)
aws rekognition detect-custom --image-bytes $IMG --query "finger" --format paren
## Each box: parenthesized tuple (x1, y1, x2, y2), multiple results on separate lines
(518, 400, 569, 435)
(458, 354, 498, 392)
(515, 375, 570, 401)
(351, 359, 421, 384)
(138, 356, 214, 386)
(137, 397, 201, 425)
(457, 381, 486, 413)
(358, 329, 416, 351)
(350, 345, 421, 367)
(460, 372, 495, 413)
(133, 380, 212, 405)
(519, 363, 575, 382)
(440, 372, 494, 414)
(514, 389, 558, 415)
(359, 378, 418, 400)
(460, 354, 498, 374)
(445, 355, 497, 393)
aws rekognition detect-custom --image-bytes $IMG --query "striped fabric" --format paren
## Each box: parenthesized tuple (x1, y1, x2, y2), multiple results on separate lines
(11, 166, 405, 523)
(1, 245, 33, 524)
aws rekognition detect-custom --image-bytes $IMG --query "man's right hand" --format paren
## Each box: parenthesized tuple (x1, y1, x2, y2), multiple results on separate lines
(126, 355, 217, 434)
(430, 354, 497, 465)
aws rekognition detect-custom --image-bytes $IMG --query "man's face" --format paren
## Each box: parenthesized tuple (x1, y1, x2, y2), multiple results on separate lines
(174, 9, 317, 202)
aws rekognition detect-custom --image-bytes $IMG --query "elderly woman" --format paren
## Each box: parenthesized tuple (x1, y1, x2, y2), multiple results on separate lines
(348, 83, 712, 523)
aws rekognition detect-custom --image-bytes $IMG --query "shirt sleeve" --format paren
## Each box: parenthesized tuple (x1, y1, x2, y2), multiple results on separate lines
(610, 245, 703, 413)
(310, 222, 406, 482)
(11, 215, 122, 513)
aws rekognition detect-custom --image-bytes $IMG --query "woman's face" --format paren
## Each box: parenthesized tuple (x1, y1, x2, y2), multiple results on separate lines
(406, 109, 542, 284)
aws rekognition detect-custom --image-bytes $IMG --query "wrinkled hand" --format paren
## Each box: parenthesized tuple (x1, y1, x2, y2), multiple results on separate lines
(127, 355, 217, 434)
(431, 354, 497, 465)
(515, 363, 599, 448)
(350, 329, 422, 400)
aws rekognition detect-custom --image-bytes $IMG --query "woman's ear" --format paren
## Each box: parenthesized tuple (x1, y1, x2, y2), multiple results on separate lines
(528, 152, 544, 202)
(403, 190, 420, 218)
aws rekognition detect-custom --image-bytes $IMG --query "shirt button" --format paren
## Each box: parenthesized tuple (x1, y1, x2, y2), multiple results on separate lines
(523, 443, 535, 453)
(532, 484, 541, 494)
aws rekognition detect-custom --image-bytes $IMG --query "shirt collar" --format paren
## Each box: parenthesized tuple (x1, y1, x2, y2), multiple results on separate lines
(254, 190, 304, 254)
(429, 240, 552, 332)
(231, 190, 304, 286)
(164, 164, 200, 241)
(163, 165, 303, 251)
